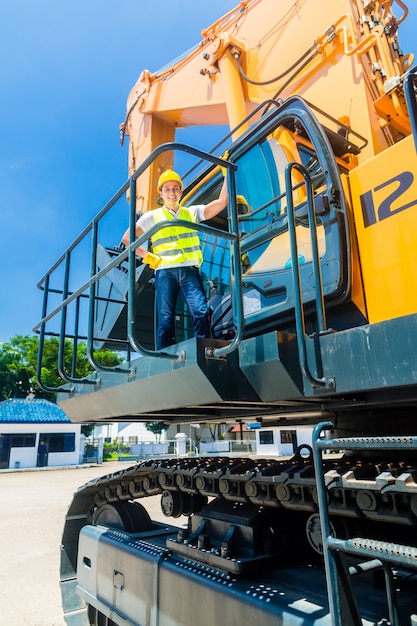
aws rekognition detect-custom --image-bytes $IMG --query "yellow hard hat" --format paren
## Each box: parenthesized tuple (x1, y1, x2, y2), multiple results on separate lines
(236, 194, 250, 215)
(157, 169, 183, 192)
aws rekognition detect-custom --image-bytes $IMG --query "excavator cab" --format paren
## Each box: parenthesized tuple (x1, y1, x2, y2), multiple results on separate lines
(115, 95, 355, 350)
(191, 97, 358, 341)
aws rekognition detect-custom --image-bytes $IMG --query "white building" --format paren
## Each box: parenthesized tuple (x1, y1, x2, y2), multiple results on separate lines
(0, 398, 82, 469)
(93, 421, 159, 443)
(254, 424, 314, 457)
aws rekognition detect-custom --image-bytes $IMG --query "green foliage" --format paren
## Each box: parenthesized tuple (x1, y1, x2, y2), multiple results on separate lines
(0, 339, 32, 400)
(103, 450, 118, 461)
(0, 335, 124, 402)
(81, 424, 95, 438)
(103, 440, 129, 459)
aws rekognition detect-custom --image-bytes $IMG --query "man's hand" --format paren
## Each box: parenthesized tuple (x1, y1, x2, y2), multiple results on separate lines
(143, 252, 162, 270)
(220, 150, 229, 177)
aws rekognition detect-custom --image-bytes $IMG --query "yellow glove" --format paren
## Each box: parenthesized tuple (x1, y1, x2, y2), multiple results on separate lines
(220, 150, 229, 177)
(143, 252, 162, 270)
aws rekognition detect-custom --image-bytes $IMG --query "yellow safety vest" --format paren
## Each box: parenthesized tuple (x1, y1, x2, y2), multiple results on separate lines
(151, 207, 203, 268)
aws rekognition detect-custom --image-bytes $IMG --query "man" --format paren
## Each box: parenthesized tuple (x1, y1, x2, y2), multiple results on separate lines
(37, 440, 47, 467)
(122, 169, 228, 349)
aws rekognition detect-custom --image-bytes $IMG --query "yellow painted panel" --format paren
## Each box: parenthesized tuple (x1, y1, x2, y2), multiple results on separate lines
(349, 136, 417, 323)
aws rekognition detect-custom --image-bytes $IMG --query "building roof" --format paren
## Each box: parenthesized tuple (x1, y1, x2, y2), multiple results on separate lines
(0, 398, 71, 424)
(228, 424, 250, 433)
(228, 423, 260, 432)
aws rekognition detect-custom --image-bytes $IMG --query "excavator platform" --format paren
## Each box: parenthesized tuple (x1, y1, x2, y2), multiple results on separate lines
(56, 312, 417, 432)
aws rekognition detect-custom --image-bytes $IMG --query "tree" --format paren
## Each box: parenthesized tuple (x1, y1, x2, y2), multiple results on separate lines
(0, 335, 124, 402)
(81, 424, 95, 438)
(0, 344, 31, 400)
(145, 421, 169, 442)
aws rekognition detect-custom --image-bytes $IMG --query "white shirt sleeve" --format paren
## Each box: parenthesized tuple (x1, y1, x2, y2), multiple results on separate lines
(187, 205, 206, 223)
(136, 211, 155, 232)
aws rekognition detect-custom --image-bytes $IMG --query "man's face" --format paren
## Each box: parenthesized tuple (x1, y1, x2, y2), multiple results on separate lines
(160, 182, 182, 210)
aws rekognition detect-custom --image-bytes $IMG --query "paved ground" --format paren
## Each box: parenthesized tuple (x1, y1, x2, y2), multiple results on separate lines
(0, 461, 169, 626)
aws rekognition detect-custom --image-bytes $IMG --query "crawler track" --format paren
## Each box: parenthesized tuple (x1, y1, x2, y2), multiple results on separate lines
(60, 451, 417, 624)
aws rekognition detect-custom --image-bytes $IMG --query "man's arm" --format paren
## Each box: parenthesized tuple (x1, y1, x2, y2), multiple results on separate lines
(121, 219, 161, 270)
(203, 178, 228, 220)
(121, 224, 147, 258)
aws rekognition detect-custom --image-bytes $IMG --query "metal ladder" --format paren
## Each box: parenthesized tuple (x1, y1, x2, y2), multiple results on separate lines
(312, 422, 417, 626)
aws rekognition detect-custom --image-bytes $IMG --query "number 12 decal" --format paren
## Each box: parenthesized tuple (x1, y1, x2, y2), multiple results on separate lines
(360, 171, 417, 227)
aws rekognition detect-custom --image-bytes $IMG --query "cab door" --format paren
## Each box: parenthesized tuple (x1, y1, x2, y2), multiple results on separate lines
(204, 97, 356, 338)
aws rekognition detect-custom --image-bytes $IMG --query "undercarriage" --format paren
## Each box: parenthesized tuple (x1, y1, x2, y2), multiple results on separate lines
(61, 428, 417, 626)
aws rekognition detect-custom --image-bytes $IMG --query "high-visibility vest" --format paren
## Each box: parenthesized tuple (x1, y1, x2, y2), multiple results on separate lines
(151, 207, 203, 268)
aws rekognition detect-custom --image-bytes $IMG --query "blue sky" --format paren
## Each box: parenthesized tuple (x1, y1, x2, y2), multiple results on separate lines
(0, 0, 416, 343)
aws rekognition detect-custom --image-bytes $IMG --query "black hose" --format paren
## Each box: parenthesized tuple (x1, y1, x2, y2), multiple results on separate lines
(234, 42, 318, 87)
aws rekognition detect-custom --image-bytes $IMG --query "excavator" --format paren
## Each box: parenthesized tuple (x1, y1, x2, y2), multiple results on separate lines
(34, 0, 417, 624)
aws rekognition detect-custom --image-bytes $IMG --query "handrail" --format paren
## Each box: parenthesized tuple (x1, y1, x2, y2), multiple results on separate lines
(312, 422, 417, 626)
(36, 273, 75, 395)
(35, 140, 240, 390)
(57, 251, 97, 385)
(312, 420, 361, 626)
(35, 141, 233, 293)
(211, 168, 243, 358)
(404, 66, 417, 152)
(86, 221, 131, 374)
(126, 220, 238, 359)
(33, 219, 233, 333)
(124, 142, 240, 360)
(284, 162, 329, 388)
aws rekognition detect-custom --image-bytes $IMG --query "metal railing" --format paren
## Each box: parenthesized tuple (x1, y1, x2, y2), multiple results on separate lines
(34, 97, 349, 395)
(285, 162, 333, 389)
(34, 142, 239, 393)
(312, 422, 417, 626)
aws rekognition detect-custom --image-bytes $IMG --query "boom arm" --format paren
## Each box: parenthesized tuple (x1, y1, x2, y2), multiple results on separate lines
(122, 0, 413, 211)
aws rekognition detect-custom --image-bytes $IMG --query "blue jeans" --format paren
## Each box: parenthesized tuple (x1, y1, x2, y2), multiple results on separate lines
(154, 266, 210, 349)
